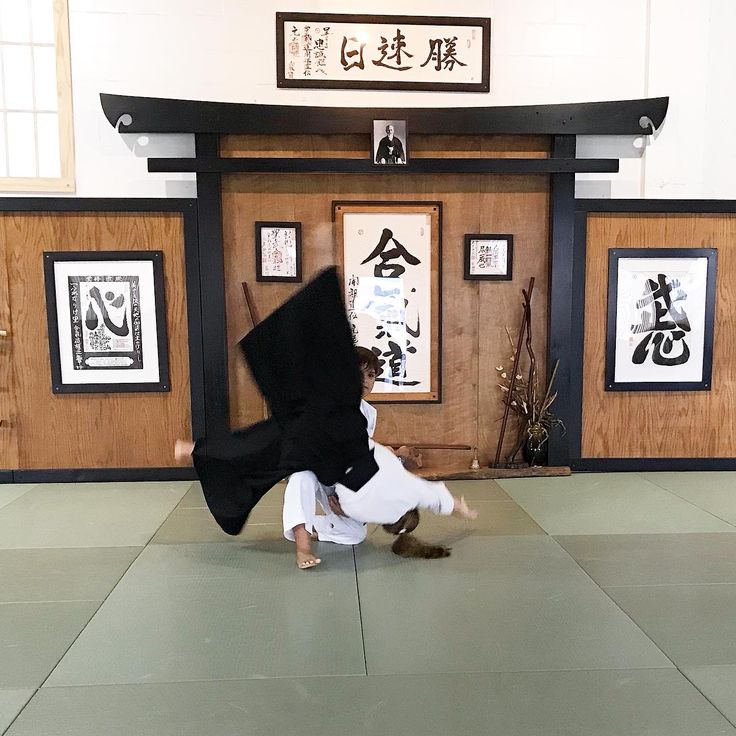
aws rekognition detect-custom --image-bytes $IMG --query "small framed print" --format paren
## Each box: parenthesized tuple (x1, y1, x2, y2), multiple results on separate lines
(464, 234, 513, 280)
(255, 221, 302, 283)
(372, 120, 408, 166)
(43, 251, 170, 394)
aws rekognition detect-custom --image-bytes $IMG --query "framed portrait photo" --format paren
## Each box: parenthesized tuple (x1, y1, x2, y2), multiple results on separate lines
(606, 248, 718, 392)
(334, 200, 441, 403)
(255, 221, 302, 283)
(464, 234, 513, 280)
(43, 251, 170, 394)
(372, 120, 408, 166)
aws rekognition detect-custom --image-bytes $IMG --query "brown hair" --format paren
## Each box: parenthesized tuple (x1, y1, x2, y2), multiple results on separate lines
(356, 345, 381, 376)
(382, 509, 451, 559)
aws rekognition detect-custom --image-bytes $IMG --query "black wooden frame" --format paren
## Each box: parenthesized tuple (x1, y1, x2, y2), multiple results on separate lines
(43, 250, 170, 394)
(275, 12, 491, 92)
(605, 247, 717, 392)
(255, 221, 302, 283)
(567, 200, 736, 472)
(463, 234, 513, 281)
(0, 197, 201, 482)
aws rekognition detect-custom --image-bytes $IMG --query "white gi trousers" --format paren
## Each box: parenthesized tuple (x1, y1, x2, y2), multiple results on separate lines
(282, 470, 368, 544)
(283, 399, 376, 546)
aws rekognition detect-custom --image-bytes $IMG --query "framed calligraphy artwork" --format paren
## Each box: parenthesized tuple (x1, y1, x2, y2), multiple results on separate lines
(255, 221, 302, 282)
(43, 251, 170, 393)
(606, 248, 717, 392)
(464, 234, 513, 280)
(334, 201, 441, 403)
(276, 13, 491, 92)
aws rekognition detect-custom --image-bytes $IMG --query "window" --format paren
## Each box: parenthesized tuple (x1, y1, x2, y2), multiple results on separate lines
(0, 0, 73, 191)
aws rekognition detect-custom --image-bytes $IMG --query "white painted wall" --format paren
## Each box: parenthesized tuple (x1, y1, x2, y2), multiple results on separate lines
(10, 0, 735, 199)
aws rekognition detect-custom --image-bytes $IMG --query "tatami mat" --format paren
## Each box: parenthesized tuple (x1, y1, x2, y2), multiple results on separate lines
(7, 670, 735, 736)
(0, 482, 192, 549)
(2, 473, 736, 734)
(44, 542, 365, 686)
(498, 473, 735, 534)
(0, 547, 141, 602)
(356, 535, 671, 675)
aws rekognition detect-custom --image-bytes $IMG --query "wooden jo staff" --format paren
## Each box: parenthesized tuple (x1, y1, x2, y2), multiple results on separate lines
(241, 282, 268, 419)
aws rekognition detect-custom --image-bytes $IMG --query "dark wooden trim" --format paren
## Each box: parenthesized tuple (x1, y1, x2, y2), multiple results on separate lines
(0, 197, 196, 212)
(101, 93, 669, 136)
(147, 157, 619, 175)
(572, 457, 736, 472)
(576, 199, 736, 213)
(546, 135, 577, 467)
(195, 134, 230, 439)
(567, 211, 589, 462)
(0, 470, 12, 483)
(183, 204, 206, 439)
(12, 467, 198, 483)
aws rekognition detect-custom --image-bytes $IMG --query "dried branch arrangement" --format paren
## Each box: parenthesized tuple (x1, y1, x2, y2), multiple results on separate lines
(494, 281, 564, 465)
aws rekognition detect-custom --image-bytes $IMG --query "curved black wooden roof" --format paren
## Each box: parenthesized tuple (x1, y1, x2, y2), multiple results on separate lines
(100, 93, 668, 136)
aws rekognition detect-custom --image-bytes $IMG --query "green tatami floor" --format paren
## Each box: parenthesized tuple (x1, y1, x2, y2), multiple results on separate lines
(2, 472, 736, 734)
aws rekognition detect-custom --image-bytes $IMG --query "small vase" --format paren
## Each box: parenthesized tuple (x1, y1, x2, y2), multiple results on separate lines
(522, 423, 548, 467)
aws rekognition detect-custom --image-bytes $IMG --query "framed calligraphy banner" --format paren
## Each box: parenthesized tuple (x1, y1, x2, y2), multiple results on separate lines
(334, 201, 441, 403)
(255, 221, 302, 282)
(43, 251, 170, 393)
(276, 13, 490, 92)
(605, 248, 717, 392)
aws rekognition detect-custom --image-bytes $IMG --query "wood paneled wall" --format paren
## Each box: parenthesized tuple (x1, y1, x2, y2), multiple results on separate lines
(221, 135, 550, 466)
(0, 212, 191, 469)
(582, 213, 736, 458)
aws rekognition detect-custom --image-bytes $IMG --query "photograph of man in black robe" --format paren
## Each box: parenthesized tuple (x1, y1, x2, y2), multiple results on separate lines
(374, 121, 407, 165)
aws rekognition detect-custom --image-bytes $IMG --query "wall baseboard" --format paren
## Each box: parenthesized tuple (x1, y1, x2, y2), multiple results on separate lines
(8, 467, 198, 483)
(572, 458, 736, 472)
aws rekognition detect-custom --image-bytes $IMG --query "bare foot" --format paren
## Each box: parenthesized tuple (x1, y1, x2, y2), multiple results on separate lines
(174, 439, 194, 463)
(293, 524, 321, 570)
